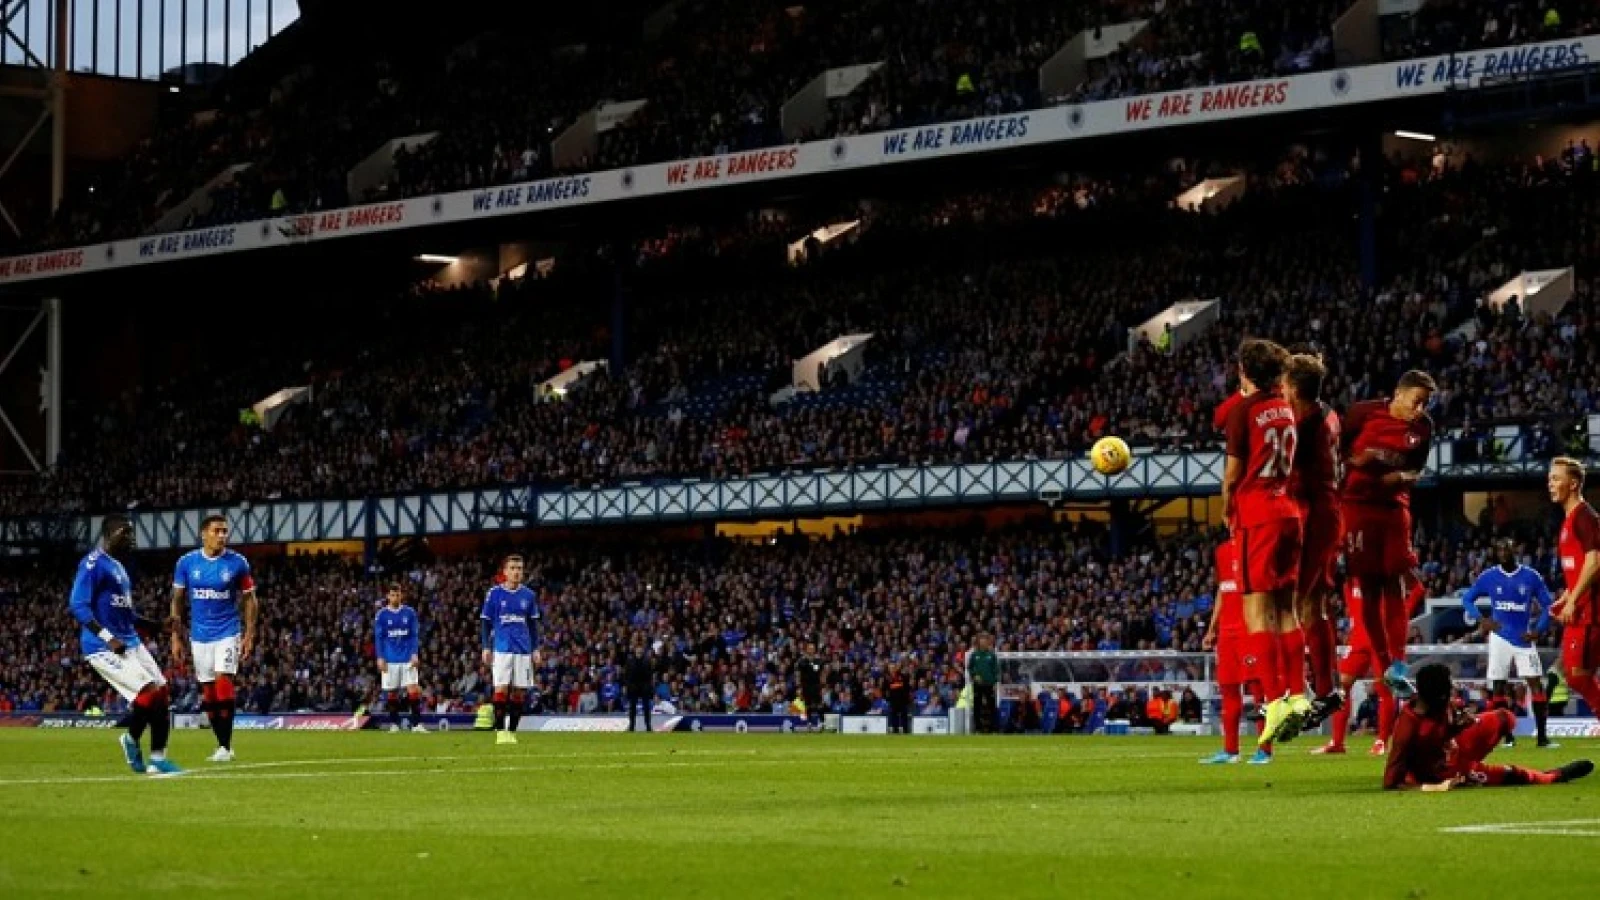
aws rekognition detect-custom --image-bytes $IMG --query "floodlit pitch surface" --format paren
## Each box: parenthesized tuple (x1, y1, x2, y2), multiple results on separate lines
(0, 732, 1596, 897)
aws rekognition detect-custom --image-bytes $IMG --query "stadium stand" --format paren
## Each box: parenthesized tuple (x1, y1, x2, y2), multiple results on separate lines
(4, 151, 1594, 517)
(28, 1, 1600, 247)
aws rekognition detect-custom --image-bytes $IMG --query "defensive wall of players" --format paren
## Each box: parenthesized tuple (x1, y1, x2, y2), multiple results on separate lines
(0, 423, 1585, 552)
(0, 34, 1595, 286)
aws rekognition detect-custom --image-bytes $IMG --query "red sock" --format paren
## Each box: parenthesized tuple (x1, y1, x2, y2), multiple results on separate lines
(1246, 631, 1283, 699)
(1329, 693, 1351, 748)
(1221, 684, 1243, 755)
(1278, 629, 1307, 696)
(1475, 764, 1557, 786)
(1377, 682, 1397, 742)
(1566, 673, 1600, 720)
(1359, 579, 1395, 672)
(1306, 618, 1336, 697)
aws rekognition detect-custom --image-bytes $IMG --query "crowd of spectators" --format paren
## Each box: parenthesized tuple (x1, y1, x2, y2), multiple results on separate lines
(18, 0, 1596, 250)
(4, 150, 1596, 517)
(0, 511, 1560, 718)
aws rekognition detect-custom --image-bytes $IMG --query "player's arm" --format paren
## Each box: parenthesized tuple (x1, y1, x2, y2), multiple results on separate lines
(1201, 605, 1220, 650)
(237, 559, 260, 661)
(1531, 576, 1553, 640)
(1459, 575, 1490, 632)
(406, 609, 420, 668)
(374, 612, 388, 673)
(1220, 403, 1249, 526)
(1382, 711, 1418, 790)
(1558, 548, 1600, 624)
(69, 564, 125, 654)
(1382, 418, 1432, 485)
(530, 600, 543, 667)
(167, 563, 188, 662)
(479, 593, 494, 666)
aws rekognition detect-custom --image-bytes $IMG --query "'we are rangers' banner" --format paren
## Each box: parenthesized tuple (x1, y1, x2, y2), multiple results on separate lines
(0, 35, 1593, 285)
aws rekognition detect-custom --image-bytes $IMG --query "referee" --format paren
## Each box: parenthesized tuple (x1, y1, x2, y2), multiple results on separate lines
(625, 637, 656, 733)
(797, 641, 824, 731)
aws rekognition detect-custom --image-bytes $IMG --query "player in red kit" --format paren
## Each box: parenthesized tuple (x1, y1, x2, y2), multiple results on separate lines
(1201, 540, 1253, 764)
(1220, 339, 1304, 759)
(1383, 663, 1591, 790)
(1314, 571, 1426, 755)
(1283, 353, 1344, 730)
(1550, 457, 1600, 721)
(1339, 370, 1435, 699)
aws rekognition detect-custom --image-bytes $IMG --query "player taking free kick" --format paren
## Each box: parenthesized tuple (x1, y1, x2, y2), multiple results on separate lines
(1339, 370, 1435, 700)
(1220, 339, 1305, 756)
(481, 554, 541, 745)
(169, 514, 259, 763)
(70, 516, 184, 776)
(1549, 457, 1600, 722)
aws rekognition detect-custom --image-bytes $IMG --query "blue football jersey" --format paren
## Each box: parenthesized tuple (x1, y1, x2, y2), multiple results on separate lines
(375, 605, 421, 663)
(1461, 564, 1552, 649)
(69, 549, 140, 656)
(480, 585, 540, 654)
(173, 549, 254, 642)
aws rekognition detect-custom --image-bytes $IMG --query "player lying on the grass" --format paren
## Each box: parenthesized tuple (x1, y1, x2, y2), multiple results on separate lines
(1459, 538, 1555, 748)
(69, 516, 183, 776)
(1382, 663, 1591, 791)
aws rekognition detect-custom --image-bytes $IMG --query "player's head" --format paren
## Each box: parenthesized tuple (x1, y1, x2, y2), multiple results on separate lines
(1388, 370, 1437, 423)
(501, 554, 525, 587)
(1235, 339, 1289, 393)
(386, 584, 404, 607)
(1495, 538, 1517, 571)
(1549, 456, 1585, 505)
(200, 514, 229, 554)
(1283, 352, 1326, 406)
(1414, 663, 1453, 712)
(101, 515, 134, 555)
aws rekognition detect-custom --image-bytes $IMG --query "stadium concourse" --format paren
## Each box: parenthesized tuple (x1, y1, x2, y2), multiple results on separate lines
(28, 0, 1597, 249)
(3, 149, 1596, 518)
(0, 516, 1563, 720)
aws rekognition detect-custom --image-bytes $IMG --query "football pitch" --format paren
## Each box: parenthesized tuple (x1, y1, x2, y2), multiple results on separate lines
(1, 731, 1597, 898)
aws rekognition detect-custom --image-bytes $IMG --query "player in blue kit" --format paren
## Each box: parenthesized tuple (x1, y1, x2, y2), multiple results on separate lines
(70, 516, 183, 775)
(1461, 539, 1555, 748)
(375, 584, 423, 732)
(168, 514, 260, 763)
(480, 554, 540, 745)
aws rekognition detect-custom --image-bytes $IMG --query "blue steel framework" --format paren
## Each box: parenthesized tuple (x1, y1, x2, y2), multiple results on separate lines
(0, 425, 1586, 552)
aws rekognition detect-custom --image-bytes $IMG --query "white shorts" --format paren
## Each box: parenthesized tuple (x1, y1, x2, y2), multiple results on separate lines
(86, 644, 166, 702)
(192, 635, 239, 682)
(492, 652, 533, 689)
(380, 662, 420, 692)
(1487, 632, 1542, 681)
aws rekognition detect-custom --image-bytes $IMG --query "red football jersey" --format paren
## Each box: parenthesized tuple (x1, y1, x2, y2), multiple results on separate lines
(1224, 390, 1301, 527)
(1558, 501, 1600, 625)
(1213, 391, 1245, 432)
(1383, 704, 1460, 789)
(1341, 399, 1431, 508)
(1292, 401, 1342, 511)
(1215, 542, 1244, 635)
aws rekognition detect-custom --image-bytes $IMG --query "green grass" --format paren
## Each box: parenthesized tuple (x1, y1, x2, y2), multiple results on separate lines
(1, 730, 1598, 898)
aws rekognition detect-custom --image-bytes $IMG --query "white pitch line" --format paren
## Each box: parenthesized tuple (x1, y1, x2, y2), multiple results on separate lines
(1441, 819, 1600, 837)
(0, 749, 1204, 788)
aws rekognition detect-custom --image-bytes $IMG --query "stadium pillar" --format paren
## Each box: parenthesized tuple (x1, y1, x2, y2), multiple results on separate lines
(1108, 498, 1131, 559)
(45, 296, 60, 465)
(51, 0, 66, 212)
(610, 244, 629, 371)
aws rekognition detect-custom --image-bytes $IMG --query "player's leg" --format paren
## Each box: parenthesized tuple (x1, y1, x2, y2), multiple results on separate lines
(1202, 681, 1243, 764)
(132, 647, 177, 771)
(406, 681, 423, 731)
(1315, 672, 1360, 754)
(1297, 512, 1341, 716)
(1525, 675, 1553, 748)
(1562, 627, 1600, 721)
(490, 652, 513, 741)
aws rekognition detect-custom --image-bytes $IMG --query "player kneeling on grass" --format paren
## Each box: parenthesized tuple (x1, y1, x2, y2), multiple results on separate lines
(70, 516, 183, 776)
(1383, 663, 1591, 791)
(375, 584, 423, 732)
